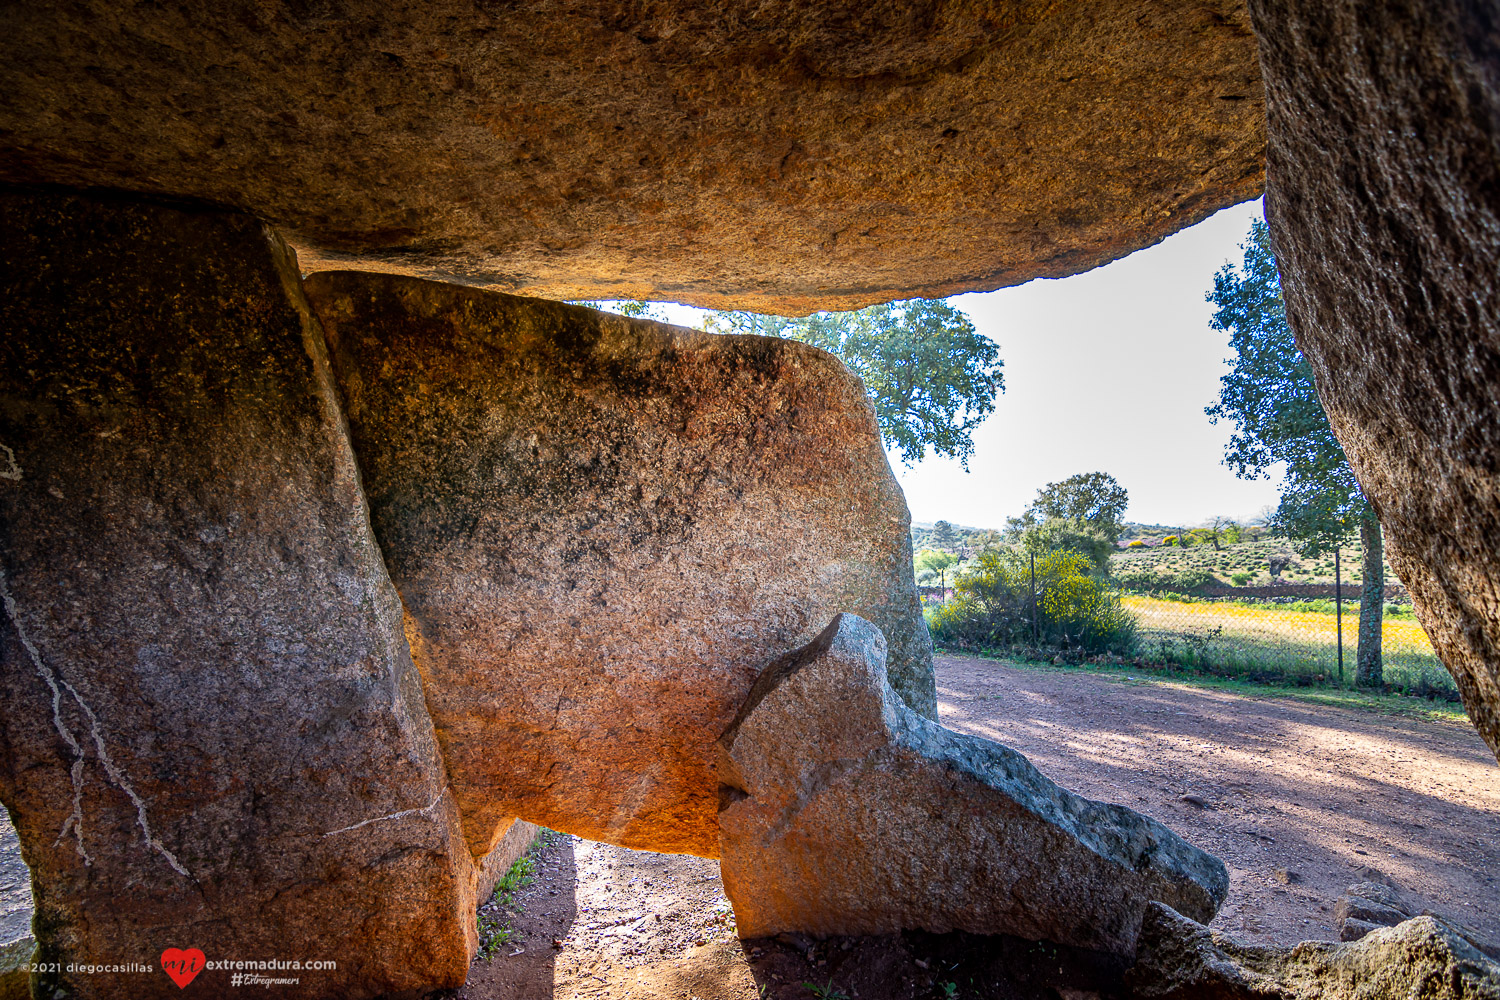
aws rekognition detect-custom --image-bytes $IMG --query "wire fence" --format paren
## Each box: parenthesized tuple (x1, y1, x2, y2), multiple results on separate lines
(1120, 591, 1455, 699)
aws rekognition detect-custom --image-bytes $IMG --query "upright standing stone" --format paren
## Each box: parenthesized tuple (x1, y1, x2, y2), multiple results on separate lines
(306, 272, 935, 858)
(0, 190, 475, 999)
(1246, 0, 1500, 761)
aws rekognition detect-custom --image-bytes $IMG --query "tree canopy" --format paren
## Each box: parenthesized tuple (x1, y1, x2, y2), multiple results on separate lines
(1207, 220, 1385, 684)
(1013, 472, 1129, 540)
(1204, 220, 1371, 553)
(705, 300, 1004, 468)
(931, 520, 959, 550)
(1003, 472, 1129, 574)
(1019, 517, 1116, 573)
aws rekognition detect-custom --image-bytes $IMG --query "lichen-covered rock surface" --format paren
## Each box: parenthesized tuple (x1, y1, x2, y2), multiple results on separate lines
(306, 272, 933, 858)
(1130, 901, 1500, 999)
(1248, 0, 1500, 762)
(716, 614, 1228, 956)
(0, 191, 477, 999)
(0, 1, 1262, 312)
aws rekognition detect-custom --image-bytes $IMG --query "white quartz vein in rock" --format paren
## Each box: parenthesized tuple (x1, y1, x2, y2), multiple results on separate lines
(0, 569, 190, 877)
(323, 789, 447, 836)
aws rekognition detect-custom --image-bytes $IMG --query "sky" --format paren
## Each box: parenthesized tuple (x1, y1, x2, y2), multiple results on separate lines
(653, 197, 1285, 531)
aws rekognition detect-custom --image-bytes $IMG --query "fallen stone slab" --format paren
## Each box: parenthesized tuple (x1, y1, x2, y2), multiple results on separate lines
(307, 272, 934, 859)
(716, 614, 1228, 956)
(1130, 901, 1500, 999)
(0, 190, 476, 999)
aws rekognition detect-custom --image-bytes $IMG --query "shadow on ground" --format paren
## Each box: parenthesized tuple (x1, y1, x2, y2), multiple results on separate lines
(450, 833, 1131, 1000)
(742, 929, 1127, 1000)
(935, 655, 1500, 946)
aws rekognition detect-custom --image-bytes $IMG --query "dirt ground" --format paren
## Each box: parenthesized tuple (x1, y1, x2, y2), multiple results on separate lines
(451, 832, 1125, 1000)
(4, 656, 1497, 999)
(933, 656, 1500, 948)
(445, 655, 1500, 999)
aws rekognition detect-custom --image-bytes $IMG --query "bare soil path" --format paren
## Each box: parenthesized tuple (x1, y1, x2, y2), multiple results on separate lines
(933, 655, 1500, 948)
(449, 656, 1500, 998)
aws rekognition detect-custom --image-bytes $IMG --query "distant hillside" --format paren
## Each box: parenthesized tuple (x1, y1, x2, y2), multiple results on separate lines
(912, 518, 1277, 554)
(909, 520, 1001, 553)
(1117, 521, 1183, 539)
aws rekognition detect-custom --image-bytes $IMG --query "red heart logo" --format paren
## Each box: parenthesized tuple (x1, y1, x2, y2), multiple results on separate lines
(160, 947, 205, 989)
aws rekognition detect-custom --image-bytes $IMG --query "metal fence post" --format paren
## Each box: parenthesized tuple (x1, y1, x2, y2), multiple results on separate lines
(1335, 548, 1344, 686)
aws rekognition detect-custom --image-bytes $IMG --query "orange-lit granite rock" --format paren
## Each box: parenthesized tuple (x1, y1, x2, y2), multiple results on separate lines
(306, 272, 934, 858)
(0, 2, 1263, 312)
(717, 615, 1227, 956)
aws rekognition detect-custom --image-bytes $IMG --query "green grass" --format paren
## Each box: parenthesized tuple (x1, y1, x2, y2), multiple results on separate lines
(946, 649, 1471, 725)
(494, 854, 537, 897)
(1120, 594, 1454, 698)
(930, 584, 1455, 701)
(476, 829, 555, 960)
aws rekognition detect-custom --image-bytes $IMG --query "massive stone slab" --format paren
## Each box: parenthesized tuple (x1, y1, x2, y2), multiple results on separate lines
(305, 271, 933, 858)
(716, 614, 1228, 956)
(1247, 0, 1500, 762)
(0, 2, 1262, 312)
(1130, 902, 1500, 999)
(0, 190, 476, 999)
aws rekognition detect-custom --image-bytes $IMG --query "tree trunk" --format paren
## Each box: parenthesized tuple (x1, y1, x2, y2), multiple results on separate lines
(1356, 514, 1384, 687)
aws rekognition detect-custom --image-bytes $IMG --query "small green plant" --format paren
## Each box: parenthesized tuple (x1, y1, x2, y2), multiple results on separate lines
(475, 830, 553, 962)
(476, 913, 513, 959)
(940, 982, 960, 999)
(495, 855, 536, 898)
(802, 979, 849, 1000)
(1230, 572, 1252, 586)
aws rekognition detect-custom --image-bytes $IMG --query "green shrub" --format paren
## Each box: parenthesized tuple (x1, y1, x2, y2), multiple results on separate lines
(1021, 516, 1115, 573)
(1161, 535, 1179, 546)
(928, 550, 1136, 654)
(1230, 572, 1252, 586)
(1114, 565, 1216, 593)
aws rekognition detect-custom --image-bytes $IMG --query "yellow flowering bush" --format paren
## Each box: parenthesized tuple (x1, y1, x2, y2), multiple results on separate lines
(926, 549, 1137, 653)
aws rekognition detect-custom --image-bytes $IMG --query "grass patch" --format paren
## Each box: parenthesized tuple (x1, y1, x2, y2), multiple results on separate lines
(932, 589, 1456, 702)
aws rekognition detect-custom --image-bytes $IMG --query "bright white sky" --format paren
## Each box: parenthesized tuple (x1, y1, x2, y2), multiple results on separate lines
(653, 197, 1285, 531)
